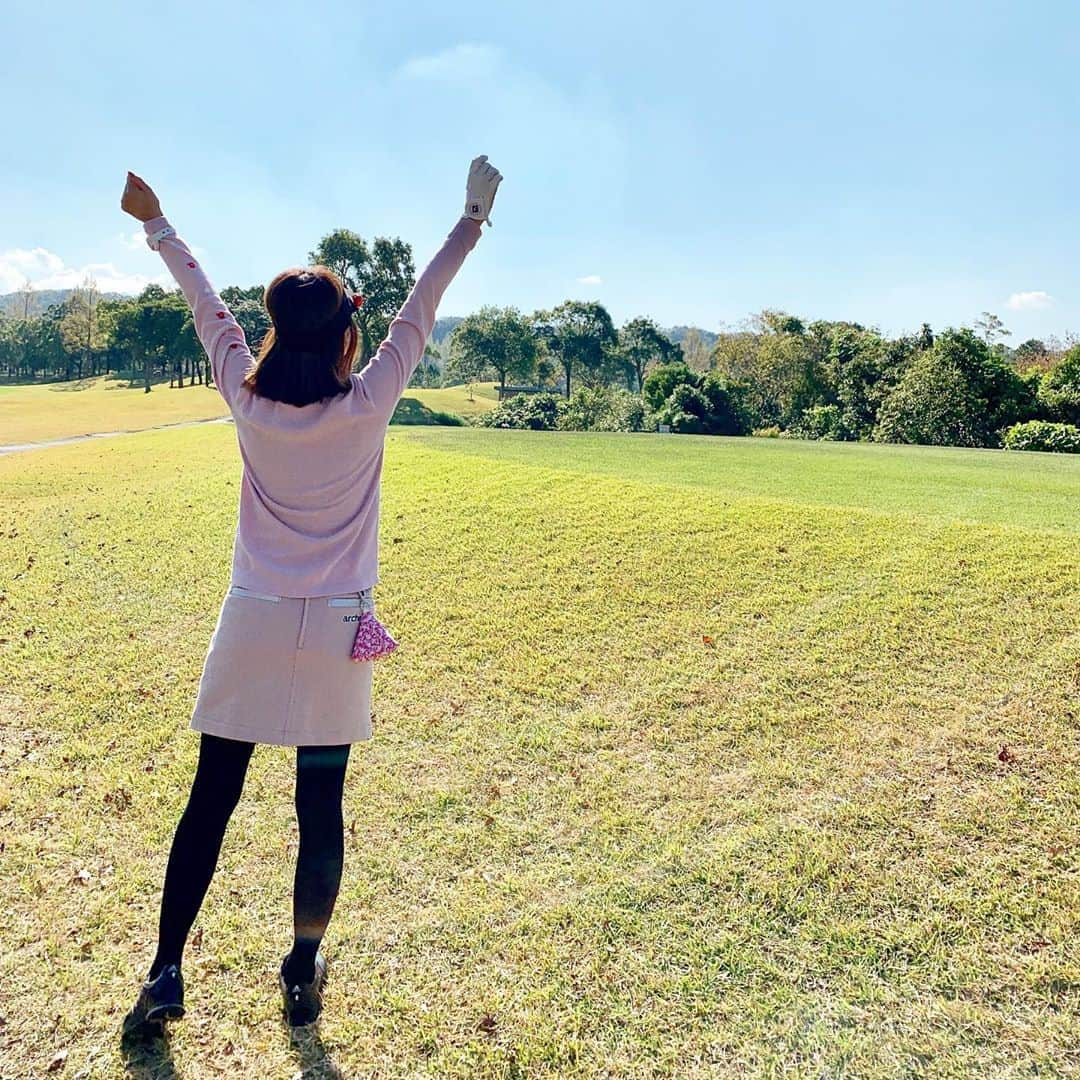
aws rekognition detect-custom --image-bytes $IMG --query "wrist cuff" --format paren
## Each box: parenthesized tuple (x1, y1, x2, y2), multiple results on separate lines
(145, 225, 176, 251)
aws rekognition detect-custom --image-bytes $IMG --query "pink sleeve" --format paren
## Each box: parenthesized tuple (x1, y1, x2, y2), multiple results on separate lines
(353, 217, 482, 416)
(143, 216, 250, 406)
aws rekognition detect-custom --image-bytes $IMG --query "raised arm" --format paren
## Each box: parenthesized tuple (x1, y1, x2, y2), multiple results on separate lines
(121, 172, 250, 405)
(353, 155, 502, 416)
(354, 217, 481, 412)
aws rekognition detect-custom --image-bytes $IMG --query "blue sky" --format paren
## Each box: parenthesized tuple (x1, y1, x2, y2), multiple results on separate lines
(2, 0, 1077, 342)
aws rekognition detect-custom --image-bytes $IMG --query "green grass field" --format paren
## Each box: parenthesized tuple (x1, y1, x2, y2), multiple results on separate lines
(405, 382, 500, 418)
(0, 376, 229, 446)
(1, 425, 1078, 1077)
(0, 378, 496, 447)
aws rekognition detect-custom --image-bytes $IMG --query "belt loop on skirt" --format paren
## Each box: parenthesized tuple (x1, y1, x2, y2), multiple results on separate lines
(297, 597, 310, 650)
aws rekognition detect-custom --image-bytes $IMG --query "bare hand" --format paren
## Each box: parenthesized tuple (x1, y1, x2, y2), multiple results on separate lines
(121, 171, 163, 223)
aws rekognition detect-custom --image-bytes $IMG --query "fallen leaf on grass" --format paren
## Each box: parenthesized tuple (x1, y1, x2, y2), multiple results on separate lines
(48, 1050, 67, 1072)
(702, 635, 715, 647)
(997, 745, 1017, 764)
(477, 1013, 497, 1035)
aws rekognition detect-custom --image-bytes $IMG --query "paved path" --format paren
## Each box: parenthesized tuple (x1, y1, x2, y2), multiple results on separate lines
(0, 415, 232, 455)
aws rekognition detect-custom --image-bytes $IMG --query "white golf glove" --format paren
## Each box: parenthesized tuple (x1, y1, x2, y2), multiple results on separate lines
(464, 155, 503, 226)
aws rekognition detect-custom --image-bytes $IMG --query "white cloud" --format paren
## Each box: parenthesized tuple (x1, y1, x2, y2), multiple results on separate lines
(577, 274, 603, 286)
(0, 246, 168, 296)
(118, 229, 146, 251)
(1006, 290, 1054, 311)
(399, 43, 501, 81)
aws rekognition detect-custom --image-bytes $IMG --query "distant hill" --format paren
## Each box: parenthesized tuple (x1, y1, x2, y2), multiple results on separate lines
(663, 325, 718, 348)
(432, 316, 464, 344)
(0, 288, 124, 318)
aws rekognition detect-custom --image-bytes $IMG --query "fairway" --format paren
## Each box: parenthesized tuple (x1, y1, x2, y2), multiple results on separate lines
(1, 426, 1078, 1077)
(405, 381, 499, 418)
(0, 376, 229, 446)
(0, 377, 496, 447)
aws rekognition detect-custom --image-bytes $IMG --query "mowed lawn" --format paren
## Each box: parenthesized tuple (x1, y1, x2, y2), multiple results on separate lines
(0, 376, 229, 446)
(0, 425, 1077, 1077)
(405, 381, 499, 418)
(0, 377, 497, 447)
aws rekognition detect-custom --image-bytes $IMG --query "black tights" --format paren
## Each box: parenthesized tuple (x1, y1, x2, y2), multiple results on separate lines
(149, 733, 350, 985)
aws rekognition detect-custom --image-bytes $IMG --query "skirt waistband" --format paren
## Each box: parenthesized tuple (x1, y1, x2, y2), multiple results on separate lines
(227, 584, 374, 607)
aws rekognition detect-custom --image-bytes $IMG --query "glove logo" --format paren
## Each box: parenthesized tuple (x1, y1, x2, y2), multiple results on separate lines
(471, 203, 480, 214)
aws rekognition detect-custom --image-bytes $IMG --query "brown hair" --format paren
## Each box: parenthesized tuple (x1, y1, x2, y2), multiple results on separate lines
(242, 266, 358, 406)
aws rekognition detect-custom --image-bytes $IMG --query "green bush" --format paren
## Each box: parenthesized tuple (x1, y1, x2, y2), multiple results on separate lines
(475, 392, 564, 430)
(794, 403, 848, 441)
(390, 398, 464, 426)
(556, 386, 646, 432)
(642, 362, 697, 413)
(652, 384, 708, 434)
(1002, 420, 1080, 454)
(644, 363, 749, 435)
(1037, 345, 1080, 425)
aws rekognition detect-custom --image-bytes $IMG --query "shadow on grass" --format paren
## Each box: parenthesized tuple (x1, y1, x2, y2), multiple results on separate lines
(289, 1024, 342, 1079)
(390, 396, 464, 426)
(120, 1026, 180, 1079)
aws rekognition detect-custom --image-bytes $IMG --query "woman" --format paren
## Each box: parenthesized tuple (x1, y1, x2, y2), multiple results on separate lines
(119, 156, 502, 1031)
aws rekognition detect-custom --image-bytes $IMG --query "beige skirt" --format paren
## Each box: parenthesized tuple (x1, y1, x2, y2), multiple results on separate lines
(191, 584, 375, 746)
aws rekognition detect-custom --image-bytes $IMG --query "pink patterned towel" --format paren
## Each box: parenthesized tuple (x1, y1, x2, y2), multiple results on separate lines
(351, 611, 399, 662)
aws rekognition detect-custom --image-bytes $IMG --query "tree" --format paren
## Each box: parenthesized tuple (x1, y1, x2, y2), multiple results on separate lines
(444, 345, 486, 399)
(975, 311, 1010, 345)
(1038, 344, 1080, 425)
(759, 310, 806, 336)
(810, 323, 909, 440)
(532, 301, 616, 397)
(1014, 338, 1051, 370)
(918, 323, 934, 351)
(448, 306, 537, 394)
(22, 305, 67, 380)
(309, 230, 414, 365)
(107, 289, 189, 392)
(615, 318, 678, 392)
(59, 277, 105, 379)
(642, 361, 697, 412)
(876, 328, 1034, 447)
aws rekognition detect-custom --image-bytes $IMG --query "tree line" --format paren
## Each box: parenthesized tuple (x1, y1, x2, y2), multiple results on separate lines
(2, 229, 1078, 452)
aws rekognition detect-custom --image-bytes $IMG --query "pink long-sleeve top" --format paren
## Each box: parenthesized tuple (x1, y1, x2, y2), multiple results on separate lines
(144, 213, 482, 597)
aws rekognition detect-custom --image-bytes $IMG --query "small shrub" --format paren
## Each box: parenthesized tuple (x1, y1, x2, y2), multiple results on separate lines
(475, 393, 564, 430)
(557, 386, 646, 432)
(653, 384, 711, 434)
(753, 426, 782, 438)
(1002, 420, 1080, 454)
(794, 403, 848, 441)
